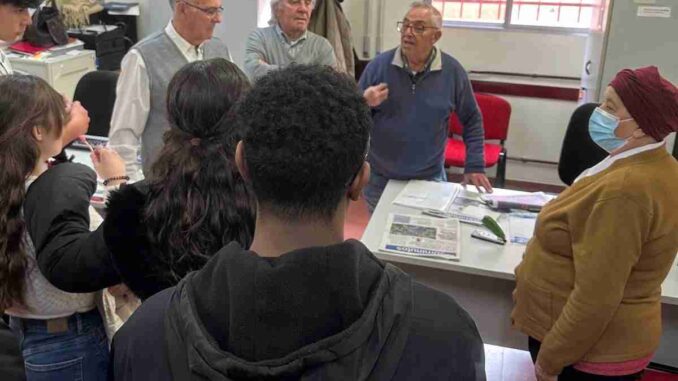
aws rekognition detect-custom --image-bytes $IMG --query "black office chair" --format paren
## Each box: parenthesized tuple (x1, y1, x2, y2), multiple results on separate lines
(72, 70, 119, 138)
(558, 103, 609, 185)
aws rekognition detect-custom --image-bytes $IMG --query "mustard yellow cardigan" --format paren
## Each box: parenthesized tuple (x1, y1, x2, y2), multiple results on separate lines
(512, 146, 678, 375)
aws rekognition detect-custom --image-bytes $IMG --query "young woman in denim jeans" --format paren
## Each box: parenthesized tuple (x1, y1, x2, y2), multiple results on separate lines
(0, 74, 126, 380)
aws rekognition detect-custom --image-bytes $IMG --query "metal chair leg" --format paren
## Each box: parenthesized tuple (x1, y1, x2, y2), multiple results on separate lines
(495, 150, 507, 188)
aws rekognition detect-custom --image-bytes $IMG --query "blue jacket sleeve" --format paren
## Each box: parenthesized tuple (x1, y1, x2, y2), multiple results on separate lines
(453, 68, 485, 173)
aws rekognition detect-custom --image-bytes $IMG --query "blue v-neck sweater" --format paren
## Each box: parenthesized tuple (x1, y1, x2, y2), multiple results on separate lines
(359, 48, 484, 179)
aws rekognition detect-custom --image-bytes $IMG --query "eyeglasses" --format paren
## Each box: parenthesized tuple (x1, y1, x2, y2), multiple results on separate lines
(396, 21, 438, 35)
(180, 1, 224, 17)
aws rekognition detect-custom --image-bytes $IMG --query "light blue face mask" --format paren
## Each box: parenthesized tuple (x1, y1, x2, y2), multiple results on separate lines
(588, 107, 632, 152)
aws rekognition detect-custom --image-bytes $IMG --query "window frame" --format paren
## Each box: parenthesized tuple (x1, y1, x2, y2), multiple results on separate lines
(437, 0, 603, 35)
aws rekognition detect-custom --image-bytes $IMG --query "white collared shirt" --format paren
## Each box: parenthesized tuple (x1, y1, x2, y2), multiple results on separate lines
(275, 24, 308, 44)
(391, 46, 442, 75)
(108, 21, 218, 181)
(165, 21, 206, 62)
(0, 45, 13, 75)
(574, 141, 666, 183)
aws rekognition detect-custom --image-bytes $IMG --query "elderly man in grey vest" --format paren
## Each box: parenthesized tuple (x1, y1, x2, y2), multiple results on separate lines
(108, 0, 231, 179)
(244, 0, 336, 81)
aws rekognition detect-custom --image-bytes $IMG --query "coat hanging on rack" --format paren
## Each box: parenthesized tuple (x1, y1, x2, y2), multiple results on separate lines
(309, 0, 355, 77)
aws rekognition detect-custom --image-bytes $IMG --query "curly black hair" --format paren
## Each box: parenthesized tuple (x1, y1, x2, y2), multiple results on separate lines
(0, 0, 41, 8)
(237, 65, 372, 220)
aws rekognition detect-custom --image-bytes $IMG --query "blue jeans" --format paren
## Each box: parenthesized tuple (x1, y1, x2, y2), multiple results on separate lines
(9, 309, 109, 381)
(363, 167, 448, 214)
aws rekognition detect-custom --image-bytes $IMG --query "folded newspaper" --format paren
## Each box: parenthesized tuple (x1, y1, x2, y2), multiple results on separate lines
(380, 213, 461, 261)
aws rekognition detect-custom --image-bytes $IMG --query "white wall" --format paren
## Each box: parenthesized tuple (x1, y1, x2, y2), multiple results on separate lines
(343, 0, 587, 78)
(136, 0, 257, 67)
(437, 28, 586, 78)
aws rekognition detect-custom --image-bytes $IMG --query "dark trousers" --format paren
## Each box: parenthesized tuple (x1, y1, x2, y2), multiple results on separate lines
(528, 337, 644, 381)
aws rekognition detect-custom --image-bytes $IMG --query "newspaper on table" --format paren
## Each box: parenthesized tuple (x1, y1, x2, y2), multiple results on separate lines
(445, 191, 501, 224)
(380, 213, 461, 261)
(393, 180, 461, 212)
(508, 212, 538, 245)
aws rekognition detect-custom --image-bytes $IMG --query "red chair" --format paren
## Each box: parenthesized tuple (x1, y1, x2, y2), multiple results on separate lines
(445, 93, 511, 188)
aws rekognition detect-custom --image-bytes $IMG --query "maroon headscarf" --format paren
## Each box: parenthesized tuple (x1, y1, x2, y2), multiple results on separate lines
(609, 66, 678, 141)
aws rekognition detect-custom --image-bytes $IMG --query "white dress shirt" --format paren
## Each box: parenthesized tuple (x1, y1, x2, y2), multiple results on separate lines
(0, 45, 13, 75)
(108, 21, 223, 181)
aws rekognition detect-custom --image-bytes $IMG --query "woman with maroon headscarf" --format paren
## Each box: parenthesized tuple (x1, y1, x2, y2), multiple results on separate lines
(512, 66, 678, 381)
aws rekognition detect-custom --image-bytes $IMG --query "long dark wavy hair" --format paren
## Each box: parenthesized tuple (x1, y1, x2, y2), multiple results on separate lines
(144, 58, 256, 283)
(0, 75, 67, 311)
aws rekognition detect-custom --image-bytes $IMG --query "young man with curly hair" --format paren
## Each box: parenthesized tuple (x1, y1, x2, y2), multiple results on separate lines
(110, 65, 486, 381)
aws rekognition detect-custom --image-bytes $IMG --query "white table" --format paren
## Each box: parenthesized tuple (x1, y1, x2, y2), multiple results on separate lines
(361, 180, 678, 367)
(66, 148, 93, 167)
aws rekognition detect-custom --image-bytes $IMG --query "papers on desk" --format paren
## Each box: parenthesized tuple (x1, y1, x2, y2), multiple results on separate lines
(68, 25, 120, 34)
(380, 213, 461, 261)
(480, 192, 554, 212)
(392, 180, 461, 212)
(508, 212, 538, 245)
(446, 192, 501, 224)
(104, 2, 140, 15)
(8, 39, 85, 59)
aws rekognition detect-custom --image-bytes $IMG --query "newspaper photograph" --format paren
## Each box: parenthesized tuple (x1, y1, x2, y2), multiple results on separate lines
(379, 213, 461, 261)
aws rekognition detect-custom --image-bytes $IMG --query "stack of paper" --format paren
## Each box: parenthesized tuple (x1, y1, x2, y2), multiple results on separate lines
(480, 192, 555, 212)
(445, 193, 501, 224)
(393, 180, 461, 212)
(508, 212, 538, 245)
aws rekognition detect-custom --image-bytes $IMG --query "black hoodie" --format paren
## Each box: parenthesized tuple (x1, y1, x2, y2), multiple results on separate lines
(111, 240, 486, 380)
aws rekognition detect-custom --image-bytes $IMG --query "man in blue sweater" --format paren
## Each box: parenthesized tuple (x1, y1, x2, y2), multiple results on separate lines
(359, 2, 491, 212)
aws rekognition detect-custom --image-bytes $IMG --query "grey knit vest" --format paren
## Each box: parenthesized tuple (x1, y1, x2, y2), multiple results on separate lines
(134, 31, 231, 175)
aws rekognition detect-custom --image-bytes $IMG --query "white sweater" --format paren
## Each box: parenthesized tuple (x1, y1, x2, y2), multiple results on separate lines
(4, 177, 95, 319)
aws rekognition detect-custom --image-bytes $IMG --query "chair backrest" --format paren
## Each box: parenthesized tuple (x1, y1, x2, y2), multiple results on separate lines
(558, 102, 608, 185)
(72, 70, 119, 138)
(449, 93, 511, 141)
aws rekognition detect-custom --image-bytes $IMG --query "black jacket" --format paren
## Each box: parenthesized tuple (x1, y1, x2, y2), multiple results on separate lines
(23, 163, 120, 292)
(111, 240, 486, 380)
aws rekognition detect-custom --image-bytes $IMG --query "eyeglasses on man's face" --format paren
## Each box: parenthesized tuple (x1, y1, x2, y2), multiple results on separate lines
(396, 21, 438, 35)
(181, 0, 224, 17)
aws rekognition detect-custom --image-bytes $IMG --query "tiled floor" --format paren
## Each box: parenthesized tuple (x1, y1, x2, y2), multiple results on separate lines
(482, 345, 678, 381)
(344, 196, 678, 381)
